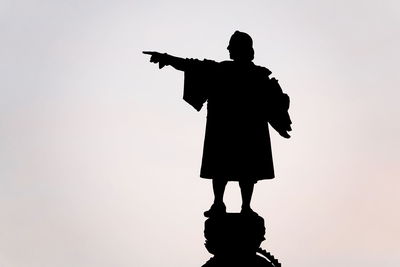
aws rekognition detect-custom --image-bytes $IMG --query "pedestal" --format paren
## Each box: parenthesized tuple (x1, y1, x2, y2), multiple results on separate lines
(202, 213, 281, 267)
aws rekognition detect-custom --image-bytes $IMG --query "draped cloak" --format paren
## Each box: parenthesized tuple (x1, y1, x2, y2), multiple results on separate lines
(183, 59, 291, 182)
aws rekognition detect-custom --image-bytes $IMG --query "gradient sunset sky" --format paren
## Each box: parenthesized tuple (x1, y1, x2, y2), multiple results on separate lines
(1, 1, 399, 266)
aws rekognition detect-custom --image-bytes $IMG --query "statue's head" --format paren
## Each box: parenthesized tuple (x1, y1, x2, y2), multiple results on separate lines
(227, 31, 254, 62)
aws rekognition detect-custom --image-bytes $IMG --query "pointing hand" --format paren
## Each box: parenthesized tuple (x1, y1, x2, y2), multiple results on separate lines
(143, 51, 168, 69)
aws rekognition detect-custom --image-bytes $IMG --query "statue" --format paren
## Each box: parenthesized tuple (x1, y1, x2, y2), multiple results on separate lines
(143, 31, 292, 217)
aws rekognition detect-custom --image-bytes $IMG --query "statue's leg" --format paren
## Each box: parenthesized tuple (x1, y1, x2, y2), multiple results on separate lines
(213, 178, 227, 205)
(204, 178, 227, 217)
(239, 181, 256, 214)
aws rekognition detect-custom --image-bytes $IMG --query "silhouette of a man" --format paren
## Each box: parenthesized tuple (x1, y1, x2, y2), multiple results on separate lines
(144, 31, 291, 217)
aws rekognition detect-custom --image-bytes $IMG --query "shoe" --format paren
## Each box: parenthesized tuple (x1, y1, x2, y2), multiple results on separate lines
(240, 207, 258, 216)
(204, 203, 226, 217)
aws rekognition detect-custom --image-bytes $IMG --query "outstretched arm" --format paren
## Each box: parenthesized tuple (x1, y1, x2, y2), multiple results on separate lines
(143, 51, 187, 71)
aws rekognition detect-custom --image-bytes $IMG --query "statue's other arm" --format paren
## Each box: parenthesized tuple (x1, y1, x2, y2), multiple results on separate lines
(143, 51, 187, 71)
(267, 77, 292, 139)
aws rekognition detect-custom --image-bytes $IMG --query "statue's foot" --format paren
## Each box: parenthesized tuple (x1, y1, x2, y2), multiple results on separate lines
(240, 207, 258, 216)
(204, 202, 226, 217)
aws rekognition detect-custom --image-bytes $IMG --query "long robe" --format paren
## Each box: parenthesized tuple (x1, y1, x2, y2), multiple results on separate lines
(183, 59, 291, 182)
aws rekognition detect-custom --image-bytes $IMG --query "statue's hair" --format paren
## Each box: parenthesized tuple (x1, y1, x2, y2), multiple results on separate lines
(228, 31, 254, 61)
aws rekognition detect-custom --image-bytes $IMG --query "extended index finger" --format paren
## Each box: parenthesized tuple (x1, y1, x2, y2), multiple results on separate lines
(142, 51, 157, 55)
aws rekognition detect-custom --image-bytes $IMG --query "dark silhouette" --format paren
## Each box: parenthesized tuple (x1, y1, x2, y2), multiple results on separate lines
(143, 31, 291, 217)
(202, 213, 280, 267)
(144, 31, 291, 266)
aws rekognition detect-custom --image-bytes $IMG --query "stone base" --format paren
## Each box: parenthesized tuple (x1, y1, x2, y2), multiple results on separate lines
(202, 213, 280, 267)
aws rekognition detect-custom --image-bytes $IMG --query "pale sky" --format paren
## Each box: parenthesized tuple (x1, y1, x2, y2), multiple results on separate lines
(1, 1, 399, 266)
